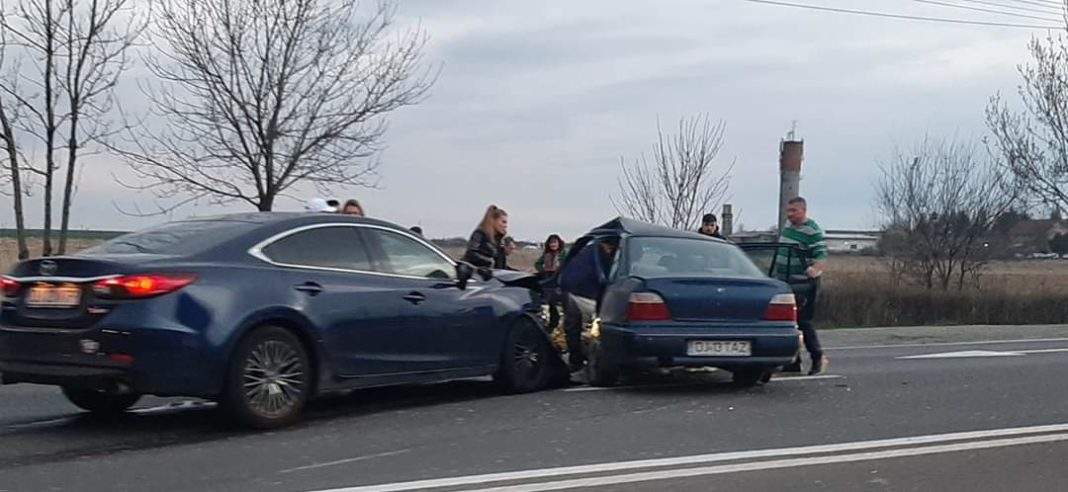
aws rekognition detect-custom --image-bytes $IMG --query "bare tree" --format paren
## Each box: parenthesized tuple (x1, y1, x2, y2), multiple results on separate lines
(987, 32, 1068, 213)
(0, 0, 139, 256)
(111, 0, 435, 212)
(875, 137, 1020, 290)
(0, 23, 29, 260)
(614, 115, 734, 231)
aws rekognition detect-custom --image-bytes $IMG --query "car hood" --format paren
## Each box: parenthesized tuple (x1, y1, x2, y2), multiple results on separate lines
(492, 270, 543, 291)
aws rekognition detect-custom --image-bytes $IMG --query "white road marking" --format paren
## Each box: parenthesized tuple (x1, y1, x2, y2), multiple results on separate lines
(897, 350, 1025, 359)
(829, 337, 1068, 351)
(279, 449, 412, 474)
(898, 347, 1068, 360)
(458, 432, 1068, 492)
(307, 422, 1068, 492)
(1018, 348, 1068, 355)
(561, 374, 843, 392)
(130, 400, 216, 414)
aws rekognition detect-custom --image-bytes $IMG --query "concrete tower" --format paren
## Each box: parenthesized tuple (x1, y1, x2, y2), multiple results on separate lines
(778, 136, 803, 234)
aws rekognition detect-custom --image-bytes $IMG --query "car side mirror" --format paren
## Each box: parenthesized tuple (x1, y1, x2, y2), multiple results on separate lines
(456, 262, 475, 290)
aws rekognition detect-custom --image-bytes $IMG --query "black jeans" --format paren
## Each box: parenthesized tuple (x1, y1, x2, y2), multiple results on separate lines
(797, 277, 823, 360)
(563, 293, 594, 364)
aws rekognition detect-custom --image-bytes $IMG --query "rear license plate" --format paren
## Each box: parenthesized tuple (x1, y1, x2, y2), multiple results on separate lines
(687, 340, 751, 357)
(26, 283, 82, 309)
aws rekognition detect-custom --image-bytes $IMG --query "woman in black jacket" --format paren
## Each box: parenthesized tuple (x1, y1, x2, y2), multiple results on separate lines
(462, 205, 509, 269)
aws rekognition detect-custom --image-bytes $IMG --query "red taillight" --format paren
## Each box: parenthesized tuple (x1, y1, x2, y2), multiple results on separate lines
(93, 274, 197, 299)
(765, 293, 797, 322)
(627, 292, 671, 321)
(1, 277, 21, 298)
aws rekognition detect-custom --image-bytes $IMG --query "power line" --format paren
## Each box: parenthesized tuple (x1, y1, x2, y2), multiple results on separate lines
(914, 0, 1061, 22)
(960, 0, 1064, 16)
(742, 0, 1062, 29)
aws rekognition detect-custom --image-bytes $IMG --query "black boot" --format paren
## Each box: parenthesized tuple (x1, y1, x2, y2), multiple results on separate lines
(808, 355, 828, 376)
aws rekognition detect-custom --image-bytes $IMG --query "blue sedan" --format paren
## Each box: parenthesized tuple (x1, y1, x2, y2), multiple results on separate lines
(0, 213, 560, 428)
(562, 219, 802, 386)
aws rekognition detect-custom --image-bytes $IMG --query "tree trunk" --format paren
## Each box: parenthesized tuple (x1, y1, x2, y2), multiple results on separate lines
(258, 193, 274, 212)
(42, 0, 57, 257)
(58, 110, 79, 255)
(0, 100, 29, 260)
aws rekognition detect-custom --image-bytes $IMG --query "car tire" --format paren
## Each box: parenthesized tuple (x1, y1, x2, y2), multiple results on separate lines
(495, 318, 553, 393)
(732, 368, 770, 388)
(585, 341, 620, 387)
(221, 326, 311, 429)
(62, 387, 141, 415)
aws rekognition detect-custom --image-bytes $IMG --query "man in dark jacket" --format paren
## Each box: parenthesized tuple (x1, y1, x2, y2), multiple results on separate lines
(698, 213, 725, 239)
(557, 239, 618, 372)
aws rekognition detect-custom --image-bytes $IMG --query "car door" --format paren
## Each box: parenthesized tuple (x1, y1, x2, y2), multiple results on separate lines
(357, 226, 499, 373)
(255, 224, 404, 377)
(736, 242, 814, 296)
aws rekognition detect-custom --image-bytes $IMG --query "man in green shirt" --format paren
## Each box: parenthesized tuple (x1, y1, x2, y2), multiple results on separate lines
(779, 197, 829, 375)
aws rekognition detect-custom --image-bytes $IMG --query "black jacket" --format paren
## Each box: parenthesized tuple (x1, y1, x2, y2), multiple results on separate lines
(462, 229, 508, 269)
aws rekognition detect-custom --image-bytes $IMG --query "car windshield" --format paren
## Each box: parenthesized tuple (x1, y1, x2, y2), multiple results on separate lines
(627, 236, 764, 279)
(78, 219, 255, 256)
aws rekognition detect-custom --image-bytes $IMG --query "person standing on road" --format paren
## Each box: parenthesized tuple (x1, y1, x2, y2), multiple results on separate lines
(557, 238, 619, 373)
(698, 213, 725, 239)
(779, 197, 829, 375)
(462, 205, 509, 270)
(535, 234, 568, 329)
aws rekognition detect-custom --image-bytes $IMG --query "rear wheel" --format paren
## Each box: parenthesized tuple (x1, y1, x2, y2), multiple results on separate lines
(732, 368, 770, 388)
(222, 326, 311, 429)
(62, 387, 141, 415)
(585, 341, 620, 387)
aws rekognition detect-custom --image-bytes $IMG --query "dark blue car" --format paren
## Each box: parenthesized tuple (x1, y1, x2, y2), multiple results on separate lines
(562, 219, 801, 386)
(0, 213, 558, 428)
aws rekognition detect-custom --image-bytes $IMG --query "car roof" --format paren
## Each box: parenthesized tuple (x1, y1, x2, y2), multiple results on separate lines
(584, 217, 726, 242)
(177, 212, 410, 234)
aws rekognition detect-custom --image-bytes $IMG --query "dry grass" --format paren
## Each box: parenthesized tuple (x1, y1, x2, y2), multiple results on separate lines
(0, 238, 102, 270)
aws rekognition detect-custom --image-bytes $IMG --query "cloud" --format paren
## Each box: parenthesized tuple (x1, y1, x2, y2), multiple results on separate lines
(0, 0, 1048, 242)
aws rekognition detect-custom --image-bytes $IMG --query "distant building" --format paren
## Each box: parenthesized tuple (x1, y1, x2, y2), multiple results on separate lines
(1008, 220, 1068, 254)
(728, 229, 879, 254)
(823, 230, 879, 253)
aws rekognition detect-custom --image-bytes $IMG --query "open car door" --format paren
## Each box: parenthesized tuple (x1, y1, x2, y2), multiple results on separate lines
(736, 242, 815, 297)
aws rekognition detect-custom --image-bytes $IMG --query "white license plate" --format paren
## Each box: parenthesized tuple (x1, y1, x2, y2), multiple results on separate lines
(687, 340, 751, 357)
(26, 284, 82, 308)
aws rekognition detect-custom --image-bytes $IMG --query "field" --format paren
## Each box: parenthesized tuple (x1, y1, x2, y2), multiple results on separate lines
(5, 239, 1066, 329)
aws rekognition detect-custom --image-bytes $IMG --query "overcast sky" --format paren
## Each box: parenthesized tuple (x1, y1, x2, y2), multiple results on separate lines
(3, 0, 1056, 241)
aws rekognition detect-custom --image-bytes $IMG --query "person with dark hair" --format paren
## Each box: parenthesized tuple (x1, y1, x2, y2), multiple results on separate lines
(779, 196, 830, 375)
(535, 234, 568, 329)
(462, 205, 509, 270)
(698, 213, 724, 239)
(558, 238, 619, 372)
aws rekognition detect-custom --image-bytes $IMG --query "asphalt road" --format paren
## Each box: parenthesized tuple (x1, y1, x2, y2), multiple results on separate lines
(2, 325, 1068, 492)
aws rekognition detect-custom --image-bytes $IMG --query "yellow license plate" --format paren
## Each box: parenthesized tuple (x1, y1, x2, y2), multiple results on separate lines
(26, 283, 82, 308)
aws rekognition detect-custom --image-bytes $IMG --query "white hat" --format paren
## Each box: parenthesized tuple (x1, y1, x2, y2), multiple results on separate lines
(304, 197, 336, 212)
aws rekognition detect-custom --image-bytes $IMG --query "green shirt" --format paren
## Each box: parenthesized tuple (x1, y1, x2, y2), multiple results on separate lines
(777, 218, 829, 276)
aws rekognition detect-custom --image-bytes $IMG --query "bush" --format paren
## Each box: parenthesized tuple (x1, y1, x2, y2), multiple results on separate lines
(818, 282, 1068, 328)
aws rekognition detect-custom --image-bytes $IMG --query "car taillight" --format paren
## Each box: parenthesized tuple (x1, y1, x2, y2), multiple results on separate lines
(1, 277, 21, 298)
(765, 293, 797, 322)
(627, 292, 671, 321)
(92, 274, 197, 300)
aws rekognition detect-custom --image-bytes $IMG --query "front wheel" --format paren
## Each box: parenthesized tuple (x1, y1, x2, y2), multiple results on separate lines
(494, 318, 553, 393)
(221, 326, 311, 429)
(62, 387, 141, 415)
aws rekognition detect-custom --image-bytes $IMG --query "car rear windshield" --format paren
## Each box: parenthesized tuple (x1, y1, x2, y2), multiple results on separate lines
(627, 237, 765, 279)
(79, 219, 256, 256)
